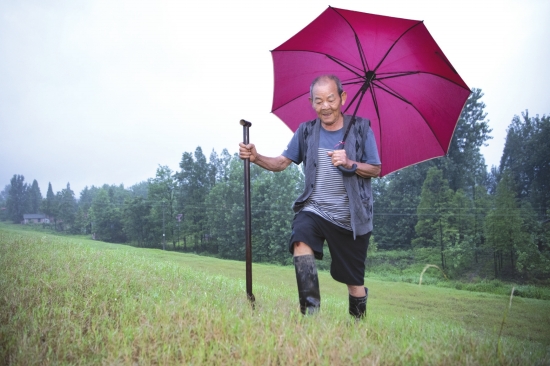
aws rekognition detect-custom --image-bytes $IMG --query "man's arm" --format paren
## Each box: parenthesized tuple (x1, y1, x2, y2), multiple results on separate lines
(327, 150, 381, 178)
(352, 161, 381, 178)
(239, 142, 292, 172)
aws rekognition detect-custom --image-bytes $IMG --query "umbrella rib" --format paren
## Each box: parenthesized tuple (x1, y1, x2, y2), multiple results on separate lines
(374, 21, 424, 72)
(376, 70, 470, 91)
(368, 84, 383, 165)
(373, 80, 447, 151)
(371, 80, 411, 105)
(376, 71, 420, 80)
(369, 83, 382, 121)
(342, 88, 365, 115)
(435, 51, 459, 74)
(270, 90, 310, 113)
(326, 54, 364, 78)
(271, 49, 365, 77)
(330, 6, 370, 72)
(342, 79, 366, 87)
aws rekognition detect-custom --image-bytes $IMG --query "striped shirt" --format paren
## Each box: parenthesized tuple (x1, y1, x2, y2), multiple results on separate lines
(303, 146, 351, 229)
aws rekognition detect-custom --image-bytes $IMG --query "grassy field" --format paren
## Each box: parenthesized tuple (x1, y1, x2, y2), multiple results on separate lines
(365, 249, 550, 300)
(1, 225, 549, 365)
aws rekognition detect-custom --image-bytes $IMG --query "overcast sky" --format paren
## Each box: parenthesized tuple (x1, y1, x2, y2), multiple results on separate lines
(1, 0, 548, 197)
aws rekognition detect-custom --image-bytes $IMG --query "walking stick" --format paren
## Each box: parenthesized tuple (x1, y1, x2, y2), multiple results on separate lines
(240, 119, 255, 307)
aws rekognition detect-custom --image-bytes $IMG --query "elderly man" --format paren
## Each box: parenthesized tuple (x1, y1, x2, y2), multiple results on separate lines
(239, 74, 381, 319)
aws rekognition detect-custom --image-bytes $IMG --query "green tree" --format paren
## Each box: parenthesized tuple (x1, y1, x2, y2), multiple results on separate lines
(515, 202, 550, 278)
(413, 167, 455, 270)
(484, 172, 524, 278)
(6, 175, 28, 223)
(76, 186, 101, 234)
(58, 183, 77, 232)
(374, 163, 432, 249)
(74, 186, 105, 234)
(89, 187, 127, 243)
(0, 185, 9, 221)
(148, 166, 177, 249)
(205, 157, 245, 259)
(73, 207, 89, 234)
(446, 188, 475, 272)
(123, 196, 155, 247)
(27, 180, 42, 214)
(436, 88, 492, 192)
(500, 112, 550, 220)
(129, 181, 149, 198)
(78, 186, 99, 212)
(471, 183, 492, 265)
(213, 149, 233, 183)
(176, 147, 215, 251)
(250, 164, 304, 264)
(42, 182, 59, 229)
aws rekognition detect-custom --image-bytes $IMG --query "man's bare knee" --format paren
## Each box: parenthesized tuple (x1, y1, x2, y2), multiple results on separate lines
(347, 285, 366, 297)
(293, 241, 314, 256)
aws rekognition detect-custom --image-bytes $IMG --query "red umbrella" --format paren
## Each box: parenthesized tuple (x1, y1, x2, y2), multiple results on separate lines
(271, 6, 470, 176)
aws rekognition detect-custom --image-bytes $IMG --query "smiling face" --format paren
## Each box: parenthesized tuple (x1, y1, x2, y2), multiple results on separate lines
(309, 77, 347, 130)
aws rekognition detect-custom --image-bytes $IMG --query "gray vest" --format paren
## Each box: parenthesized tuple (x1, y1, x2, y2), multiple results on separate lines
(292, 115, 374, 238)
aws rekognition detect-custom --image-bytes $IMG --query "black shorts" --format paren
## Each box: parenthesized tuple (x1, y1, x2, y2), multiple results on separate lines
(288, 211, 371, 286)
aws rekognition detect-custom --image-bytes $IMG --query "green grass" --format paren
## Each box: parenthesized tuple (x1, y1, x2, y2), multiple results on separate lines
(366, 248, 550, 300)
(14, 223, 550, 300)
(1, 227, 549, 365)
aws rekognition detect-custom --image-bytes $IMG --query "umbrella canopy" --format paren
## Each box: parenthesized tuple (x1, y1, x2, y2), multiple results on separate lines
(271, 6, 470, 176)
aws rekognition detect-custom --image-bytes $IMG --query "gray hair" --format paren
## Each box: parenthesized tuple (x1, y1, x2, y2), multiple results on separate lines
(309, 74, 344, 99)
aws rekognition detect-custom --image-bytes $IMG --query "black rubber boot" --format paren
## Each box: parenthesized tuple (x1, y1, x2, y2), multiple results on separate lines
(294, 254, 321, 315)
(349, 287, 368, 319)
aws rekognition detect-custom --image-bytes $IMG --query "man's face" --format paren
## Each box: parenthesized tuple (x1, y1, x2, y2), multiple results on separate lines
(309, 78, 347, 128)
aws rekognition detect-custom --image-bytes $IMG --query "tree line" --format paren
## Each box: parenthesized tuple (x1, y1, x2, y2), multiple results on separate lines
(1, 89, 549, 281)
